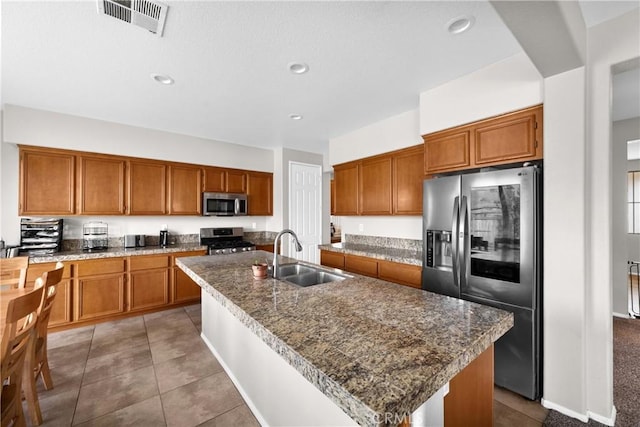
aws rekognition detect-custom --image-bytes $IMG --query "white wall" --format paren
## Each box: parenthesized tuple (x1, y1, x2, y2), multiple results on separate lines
(328, 109, 424, 239)
(541, 67, 588, 418)
(1, 105, 278, 245)
(612, 118, 640, 316)
(419, 52, 543, 135)
(585, 9, 639, 423)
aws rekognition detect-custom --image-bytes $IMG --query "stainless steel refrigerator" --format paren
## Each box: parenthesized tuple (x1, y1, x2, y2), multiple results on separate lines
(422, 165, 541, 400)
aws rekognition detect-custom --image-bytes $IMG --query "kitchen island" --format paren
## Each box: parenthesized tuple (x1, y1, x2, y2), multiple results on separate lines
(177, 251, 513, 427)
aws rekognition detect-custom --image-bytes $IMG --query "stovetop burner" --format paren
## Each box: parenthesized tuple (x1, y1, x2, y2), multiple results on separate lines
(200, 227, 256, 255)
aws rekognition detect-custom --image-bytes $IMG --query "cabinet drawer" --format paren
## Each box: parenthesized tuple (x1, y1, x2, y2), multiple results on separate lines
(345, 254, 378, 277)
(171, 250, 207, 266)
(26, 262, 72, 284)
(378, 260, 422, 289)
(129, 255, 170, 271)
(76, 258, 126, 276)
(320, 250, 345, 269)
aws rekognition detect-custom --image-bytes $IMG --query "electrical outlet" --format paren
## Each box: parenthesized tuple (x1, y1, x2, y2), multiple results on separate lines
(252, 222, 257, 229)
(358, 223, 364, 232)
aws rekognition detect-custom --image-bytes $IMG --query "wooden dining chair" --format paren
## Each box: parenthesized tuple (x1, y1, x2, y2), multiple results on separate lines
(0, 256, 29, 289)
(1, 285, 44, 427)
(22, 262, 64, 426)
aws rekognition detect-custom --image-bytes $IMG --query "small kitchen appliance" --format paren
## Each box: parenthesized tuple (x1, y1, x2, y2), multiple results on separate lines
(20, 218, 64, 255)
(124, 234, 146, 248)
(83, 221, 108, 252)
(159, 226, 169, 247)
(200, 227, 255, 255)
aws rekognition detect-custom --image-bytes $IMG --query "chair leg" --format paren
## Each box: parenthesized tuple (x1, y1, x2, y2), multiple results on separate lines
(39, 357, 54, 391)
(22, 363, 43, 425)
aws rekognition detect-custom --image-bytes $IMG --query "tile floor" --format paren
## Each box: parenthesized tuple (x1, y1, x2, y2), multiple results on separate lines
(26, 304, 547, 426)
(24, 304, 259, 427)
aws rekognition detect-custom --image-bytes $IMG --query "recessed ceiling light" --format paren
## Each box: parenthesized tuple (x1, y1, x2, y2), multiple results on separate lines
(289, 114, 303, 120)
(288, 63, 309, 74)
(446, 15, 475, 34)
(151, 73, 174, 85)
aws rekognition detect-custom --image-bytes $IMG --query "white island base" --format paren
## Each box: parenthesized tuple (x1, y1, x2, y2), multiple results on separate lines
(201, 289, 447, 427)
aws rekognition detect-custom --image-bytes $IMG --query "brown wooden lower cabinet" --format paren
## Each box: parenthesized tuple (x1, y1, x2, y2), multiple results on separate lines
(445, 344, 494, 427)
(171, 250, 207, 304)
(74, 273, 126, 321)
(25, 262, 73, 327)
(320, 250, 422, 288)
(128, 254, 170, 311)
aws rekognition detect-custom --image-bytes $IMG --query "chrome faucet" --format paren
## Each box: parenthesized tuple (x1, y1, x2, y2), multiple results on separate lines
(272, 229, 303, 279)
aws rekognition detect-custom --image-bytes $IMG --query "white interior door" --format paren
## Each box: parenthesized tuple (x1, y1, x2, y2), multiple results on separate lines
(288, 162, 322, 263)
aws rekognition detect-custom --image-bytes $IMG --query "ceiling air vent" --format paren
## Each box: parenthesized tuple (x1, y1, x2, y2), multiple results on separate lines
(98, 0, 168, 37)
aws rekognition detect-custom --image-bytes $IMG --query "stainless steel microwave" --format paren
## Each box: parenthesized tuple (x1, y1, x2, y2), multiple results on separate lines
(202, 192, 248, 216)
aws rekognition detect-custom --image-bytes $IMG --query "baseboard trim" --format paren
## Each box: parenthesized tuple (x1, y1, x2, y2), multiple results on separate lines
(588, 405, 616, 426)
(613, 311, 631, 319)
(541, 399, 589, 423)
(541, 399, 617, 426)
(200, 332, 269, 427)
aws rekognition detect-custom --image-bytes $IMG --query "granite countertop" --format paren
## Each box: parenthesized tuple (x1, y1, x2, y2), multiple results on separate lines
(318, 242, 422, 266)
(28, 244, 208, 264)
(177, 250, 513, 427)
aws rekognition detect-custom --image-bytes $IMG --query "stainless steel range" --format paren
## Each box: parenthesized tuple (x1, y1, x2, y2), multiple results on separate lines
(200, 227, 256, 255)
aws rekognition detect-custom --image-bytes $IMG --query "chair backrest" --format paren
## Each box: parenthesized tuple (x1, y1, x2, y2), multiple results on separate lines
(0, 256, 29, 289)
(34, 262, 64, 336)
(1, 286, 44, 388)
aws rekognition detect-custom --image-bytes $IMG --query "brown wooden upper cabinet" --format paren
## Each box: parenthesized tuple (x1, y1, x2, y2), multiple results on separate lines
(77, 154, 126, 215)
(330, 179, 336, 215)
(19, 147, 75, 215)
(168, 164, 202, 215)
(247, 171, 273, 216)
(423, 104, 543, 175)
(18, 145, 272, 216)
(333, 144, 424, 216)
(127, 160, 167, 215)
(359, 155, 393, 215)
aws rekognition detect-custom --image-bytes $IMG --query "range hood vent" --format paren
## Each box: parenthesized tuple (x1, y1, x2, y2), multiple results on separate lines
(98, 0, 168, 37)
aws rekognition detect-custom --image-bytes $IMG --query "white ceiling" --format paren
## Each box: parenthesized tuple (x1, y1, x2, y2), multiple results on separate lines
(2, 1, 639, 155)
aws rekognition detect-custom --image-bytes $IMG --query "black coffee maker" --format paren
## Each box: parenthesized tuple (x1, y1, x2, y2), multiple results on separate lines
(159, 226, 169, 247)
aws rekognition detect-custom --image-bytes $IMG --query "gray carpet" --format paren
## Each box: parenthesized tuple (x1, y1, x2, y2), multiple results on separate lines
(544, 317, 640, 427)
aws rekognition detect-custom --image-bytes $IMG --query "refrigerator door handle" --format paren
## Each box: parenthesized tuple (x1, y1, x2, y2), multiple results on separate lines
(459, 195, 469, 288)
(451, 196, 460, 288)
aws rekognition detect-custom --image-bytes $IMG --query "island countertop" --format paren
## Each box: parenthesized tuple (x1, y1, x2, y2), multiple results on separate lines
(177, 251, 513, 426)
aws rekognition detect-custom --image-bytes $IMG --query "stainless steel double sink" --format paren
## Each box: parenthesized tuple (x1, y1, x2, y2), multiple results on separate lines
(275, 263, 350, 287)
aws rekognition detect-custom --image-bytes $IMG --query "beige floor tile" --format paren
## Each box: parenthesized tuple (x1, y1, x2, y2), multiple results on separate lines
(24, 389, 80, 427)
(143, 307, 187, 322)
(89, 331, 149, 359)
(93, 316, 146, 340)
(47, 325, 95, 350)
(149, 330, 209, 364)
(73, 365, 159, 425)
(83, 343, 152, 386)
(74, 395, 166, 427)
(146, 320, 198, 344)
(154, 347, 223, 394)
(197, 405, 260, 427)
(494, 386, 549, 422)
(161, 371, 244, 427)
(494, 400, 542, 427)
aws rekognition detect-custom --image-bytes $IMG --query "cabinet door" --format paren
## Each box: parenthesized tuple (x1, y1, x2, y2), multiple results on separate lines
(344, 254, 378, 277)
(474, 106, 542, 166)
(334, 162, 359, 215)
(128, 269, 170, 311)
(378, 260, 422, 289)
(78, 155, 126, 215)
(74, 274, 125, 321)
(25, 262, 73, 327)
(247, 171, 273, 216)
(168, 164, 202, 215)
(173, 267, 201, 303)
(320, 250, 345, 269)
(393, 146, 424, 215)
(128, 160, 167, 215)
(226, 170, 247, 193)
(359, 156, 392, 215)
(19, 148, 75, 215)
(330, 179, 336, 215)
(203, 167, 227, 192)
(424, 129, 471, 174)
